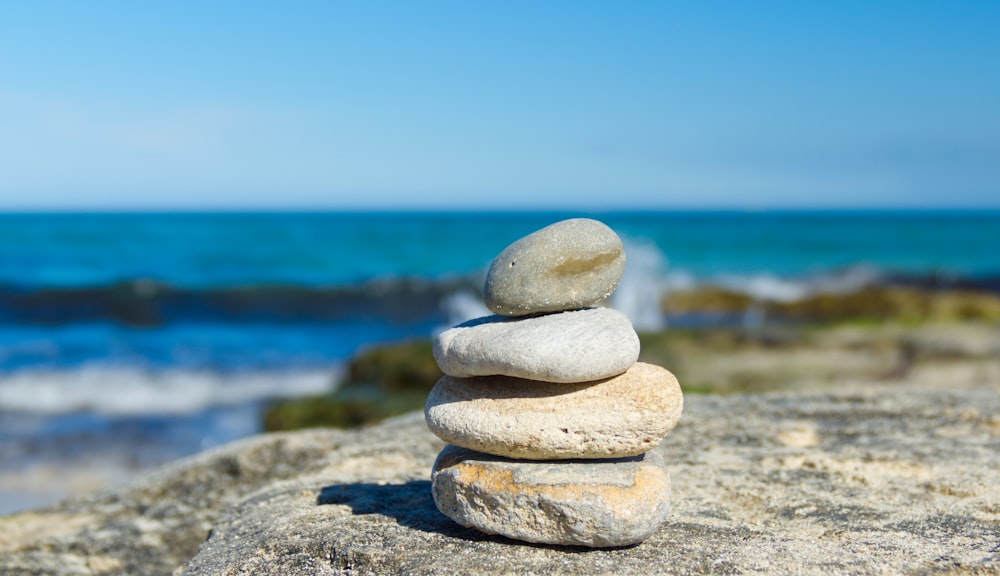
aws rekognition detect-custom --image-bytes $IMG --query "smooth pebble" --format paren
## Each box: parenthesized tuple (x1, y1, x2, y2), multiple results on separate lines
(425, 362, 683, 459)
(432, 445, 671, 547)
(484, 219, 626, 316)
(433, 307, 639, 383)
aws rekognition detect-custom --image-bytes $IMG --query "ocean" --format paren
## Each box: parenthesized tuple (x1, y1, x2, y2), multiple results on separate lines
(1, 210, 998, 512)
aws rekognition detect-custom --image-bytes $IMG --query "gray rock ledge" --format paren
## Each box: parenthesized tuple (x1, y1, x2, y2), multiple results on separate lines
(2, 384, 998, 575)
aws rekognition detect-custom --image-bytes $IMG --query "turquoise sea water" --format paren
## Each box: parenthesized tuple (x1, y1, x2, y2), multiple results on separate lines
(0, 210, 997, 512)
(2, 208, 998, 398)
(3, 211, 998, 288)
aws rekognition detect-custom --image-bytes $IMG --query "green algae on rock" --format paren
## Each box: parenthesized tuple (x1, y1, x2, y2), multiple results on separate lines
(663, 285, 1000, 324)
(263, 339, 442, 431)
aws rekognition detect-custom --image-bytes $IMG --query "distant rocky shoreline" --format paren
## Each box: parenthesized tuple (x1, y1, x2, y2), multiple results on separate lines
(3, 269, 998, 327)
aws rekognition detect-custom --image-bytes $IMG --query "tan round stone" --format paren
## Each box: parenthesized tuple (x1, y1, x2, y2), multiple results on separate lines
(432, 307, 639, 383)
(424, 362, 683, 459)
(431, 445, 672, 547)
(484, 218, 626, 316)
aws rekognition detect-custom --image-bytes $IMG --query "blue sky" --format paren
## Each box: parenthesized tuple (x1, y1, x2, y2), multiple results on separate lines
(0, 2, 997, 210)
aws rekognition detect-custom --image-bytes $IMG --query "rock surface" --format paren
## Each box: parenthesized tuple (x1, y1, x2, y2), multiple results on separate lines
(433, 307, 639, 383)
(484, 218, 626, 316)
(432, 446, 671, 547)
(425, 362, 683, 459)
(2, 384, 998, 575)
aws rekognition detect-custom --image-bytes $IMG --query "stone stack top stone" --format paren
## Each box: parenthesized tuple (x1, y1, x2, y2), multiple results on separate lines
(484, 218, 626, 316)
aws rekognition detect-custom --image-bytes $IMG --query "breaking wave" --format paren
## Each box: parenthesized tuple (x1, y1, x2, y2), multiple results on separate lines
(0, 366, 339, 416)
(611, 238, 670, 331)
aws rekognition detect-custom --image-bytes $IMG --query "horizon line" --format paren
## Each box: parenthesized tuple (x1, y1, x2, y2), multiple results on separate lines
(2, 206, 1000, 215)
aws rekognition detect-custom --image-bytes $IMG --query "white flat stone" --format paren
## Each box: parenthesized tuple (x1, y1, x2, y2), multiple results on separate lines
(425, 362, 683, 459)
(484, 218, 626, 316)
(431, 445, 672, 547)
(433, 307, 639, 383)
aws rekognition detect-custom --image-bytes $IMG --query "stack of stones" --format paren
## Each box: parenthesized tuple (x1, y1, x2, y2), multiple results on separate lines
(425, 218, 684, 548)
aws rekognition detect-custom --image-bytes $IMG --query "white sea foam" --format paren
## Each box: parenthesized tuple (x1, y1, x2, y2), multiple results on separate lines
(612, 238, 670, 331)
(714, 264, 883, 303)
(441, 290, 492, 327)
(661, 269, 697, 294)
(806, 264, 883, 294)
(716, 273, 808, 303)
(0, 365, 340, 415)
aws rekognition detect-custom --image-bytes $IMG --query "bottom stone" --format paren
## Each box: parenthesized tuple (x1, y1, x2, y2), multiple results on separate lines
(431, 445, 671, 547)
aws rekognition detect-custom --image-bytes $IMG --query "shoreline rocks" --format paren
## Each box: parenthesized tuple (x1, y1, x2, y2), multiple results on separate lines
(426, 218, 683, 547)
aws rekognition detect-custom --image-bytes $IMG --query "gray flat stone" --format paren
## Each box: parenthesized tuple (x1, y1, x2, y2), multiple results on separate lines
(425, 362, 683, 459)
(431, 445, 671, 547)
(484, 218, 626, 316)
(433, 307, 639, 383)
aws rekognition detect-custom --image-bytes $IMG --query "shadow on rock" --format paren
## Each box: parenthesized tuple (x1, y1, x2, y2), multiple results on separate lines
(317, 480, 475, 539)
(315, 480, 604, 552)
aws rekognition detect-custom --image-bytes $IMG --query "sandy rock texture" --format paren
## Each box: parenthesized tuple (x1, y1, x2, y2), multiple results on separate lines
(2, 384, 998, 575)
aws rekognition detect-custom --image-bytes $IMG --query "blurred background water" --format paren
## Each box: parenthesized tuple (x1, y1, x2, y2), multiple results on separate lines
(1, 209, 998, 512)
